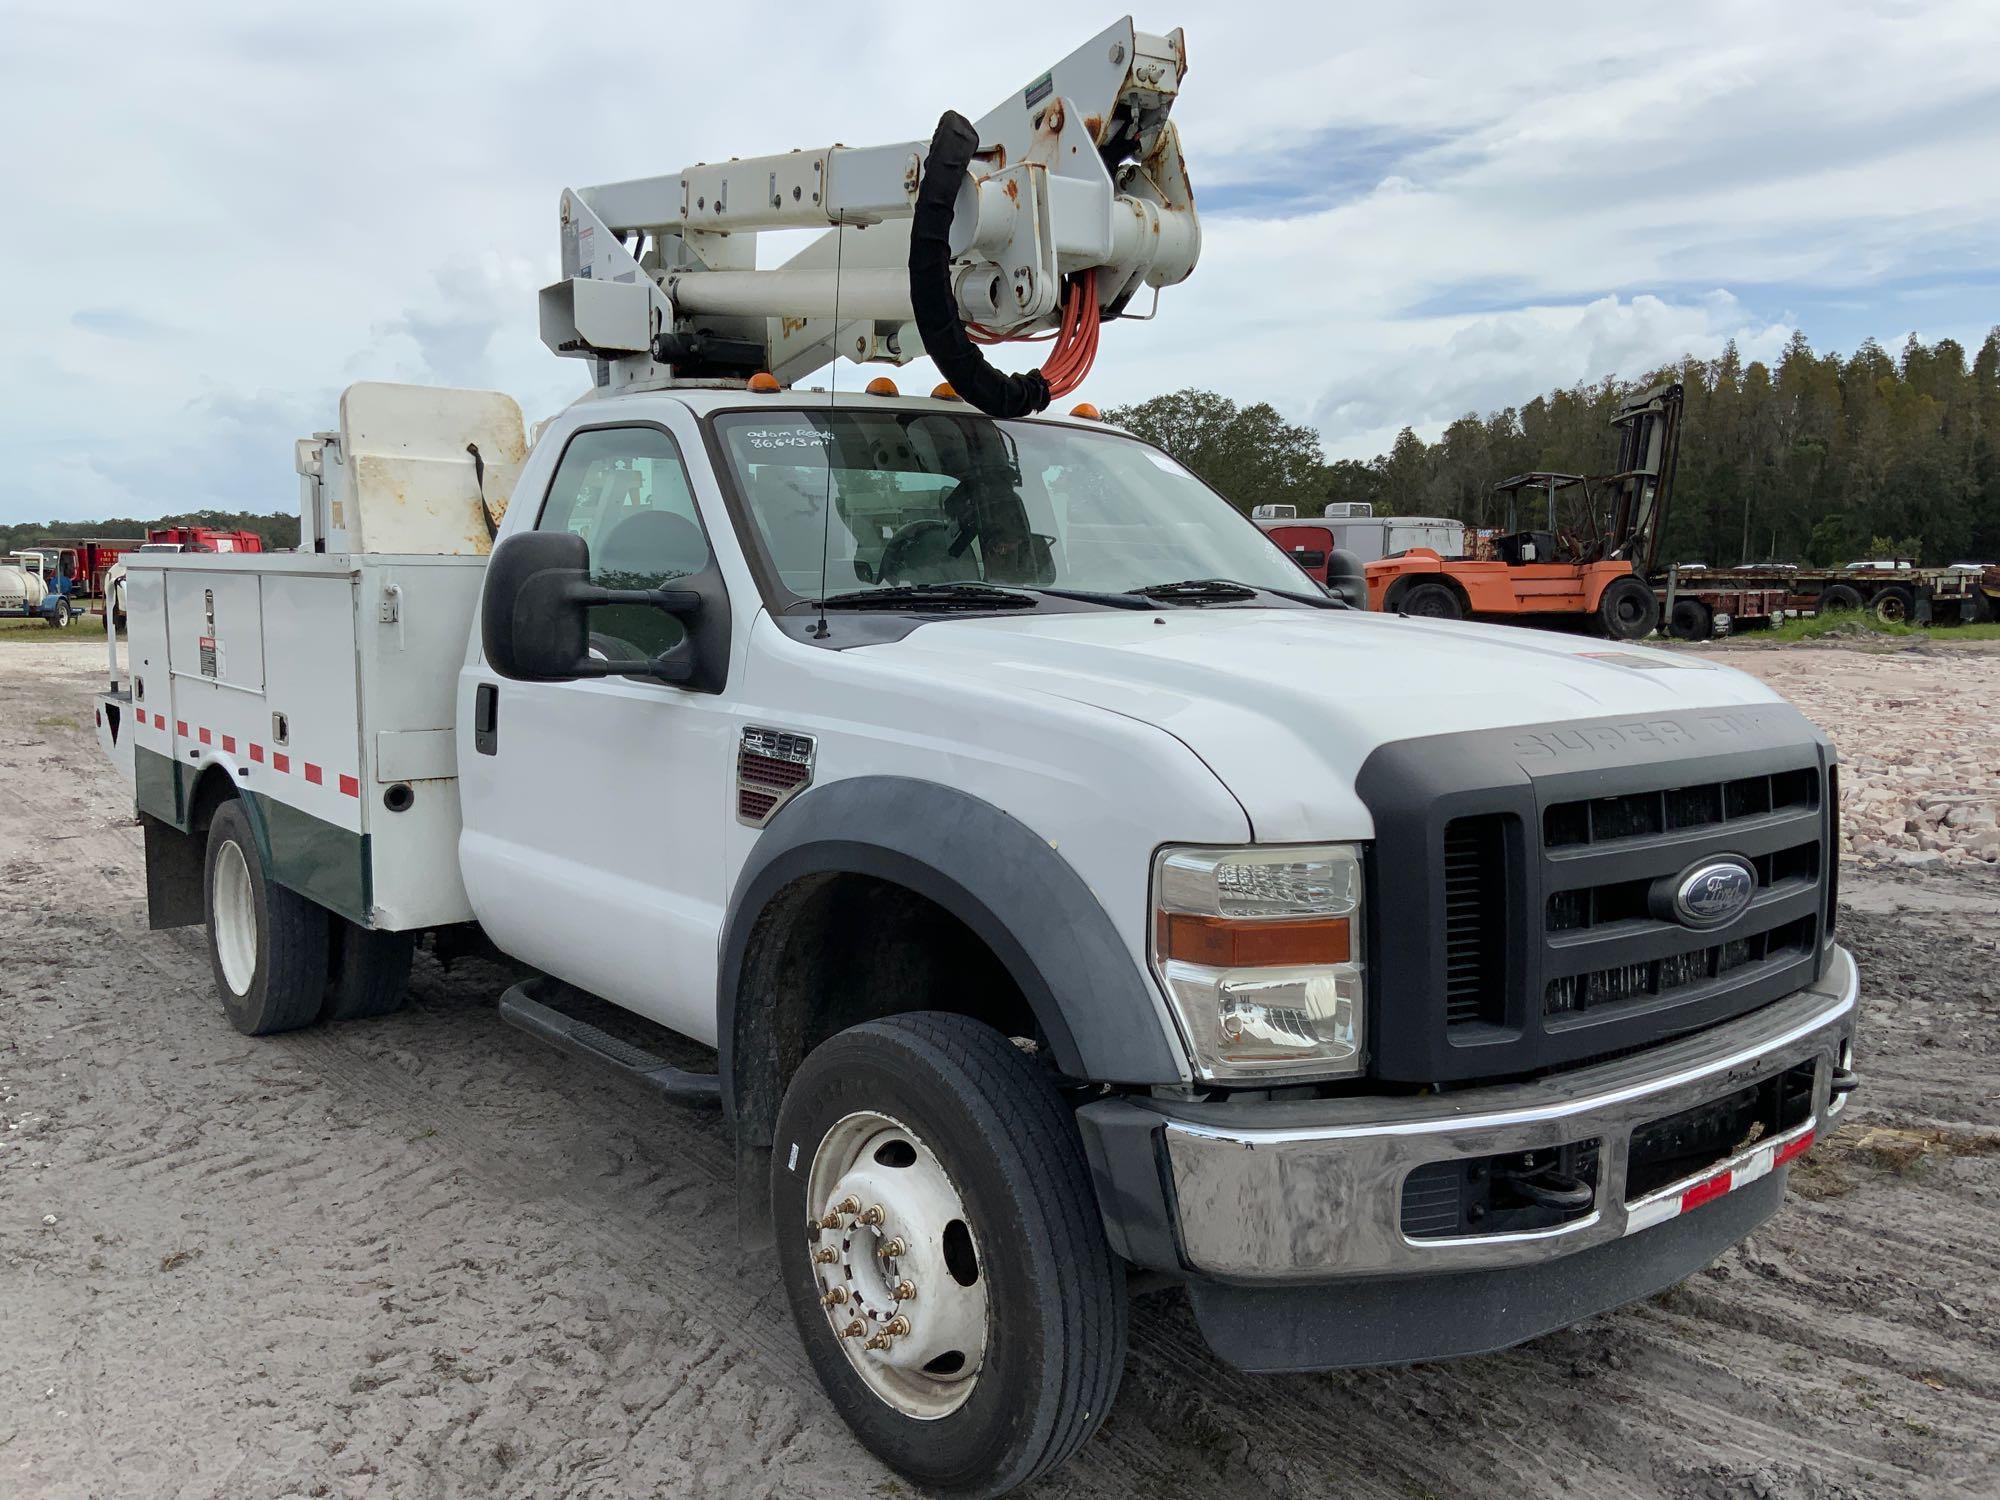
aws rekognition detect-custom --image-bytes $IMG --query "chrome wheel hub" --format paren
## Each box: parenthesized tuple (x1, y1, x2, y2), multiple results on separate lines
(212, 840, 257, 996)
(806, 1111, 987, 1419)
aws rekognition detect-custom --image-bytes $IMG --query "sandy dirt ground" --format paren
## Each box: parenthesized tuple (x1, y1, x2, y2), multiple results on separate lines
(3, 634, 1998, 1500)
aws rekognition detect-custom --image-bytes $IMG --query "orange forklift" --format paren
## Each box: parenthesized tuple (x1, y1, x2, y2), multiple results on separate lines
(1366, 382, 1682, 640)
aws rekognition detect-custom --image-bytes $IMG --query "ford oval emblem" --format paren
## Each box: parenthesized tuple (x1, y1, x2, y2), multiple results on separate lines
(1669, 857, 1756, 929)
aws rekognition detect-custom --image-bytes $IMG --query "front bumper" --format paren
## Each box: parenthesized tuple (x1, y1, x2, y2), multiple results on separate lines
(1077, 946, 1858, 1365)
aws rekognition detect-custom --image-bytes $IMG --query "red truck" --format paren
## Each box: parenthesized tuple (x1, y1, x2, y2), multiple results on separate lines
(145, 526, 265, 553)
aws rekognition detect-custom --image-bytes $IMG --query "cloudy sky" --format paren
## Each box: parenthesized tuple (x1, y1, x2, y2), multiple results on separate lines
(5, 1, 1999, 525)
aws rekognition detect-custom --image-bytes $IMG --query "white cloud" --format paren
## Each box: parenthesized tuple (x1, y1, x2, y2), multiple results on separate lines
(2, 0, 1998, 521)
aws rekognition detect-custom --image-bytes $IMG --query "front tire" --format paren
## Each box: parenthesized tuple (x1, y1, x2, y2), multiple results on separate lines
(1596, 575, 1660, 639)
(49, 598, 71, 628)
(773, 1013, 1127, 1496)
(1400, 581, 1465, 620)
(204, 801, 329, 1036)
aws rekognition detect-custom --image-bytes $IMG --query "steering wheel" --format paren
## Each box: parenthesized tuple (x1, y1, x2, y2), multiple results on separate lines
(878, 518, 960, 584)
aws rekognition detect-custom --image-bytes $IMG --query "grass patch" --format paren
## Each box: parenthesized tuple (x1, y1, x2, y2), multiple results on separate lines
(1762, 609, 2000, 644)
(0, 614, 106, 638)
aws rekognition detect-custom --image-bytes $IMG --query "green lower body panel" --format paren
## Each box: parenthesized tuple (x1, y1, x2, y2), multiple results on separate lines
(133, 746, 371, 926)
(255, 792, 371, 924)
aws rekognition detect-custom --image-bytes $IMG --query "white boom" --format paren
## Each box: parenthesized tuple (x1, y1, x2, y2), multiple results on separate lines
(539, 18, 1199, 402)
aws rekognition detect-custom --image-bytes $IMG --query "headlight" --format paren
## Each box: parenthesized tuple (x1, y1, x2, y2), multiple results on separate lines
(1150, 844, 1365, 1082)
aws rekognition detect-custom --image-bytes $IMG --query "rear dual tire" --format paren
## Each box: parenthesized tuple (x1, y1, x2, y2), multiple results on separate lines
(203, 800, 412, 1034)
(204, 802, 329, 1035)
(773, 1013, 1127, 1497)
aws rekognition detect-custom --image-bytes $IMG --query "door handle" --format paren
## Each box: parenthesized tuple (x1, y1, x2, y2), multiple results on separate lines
(474, 683, 499, 755)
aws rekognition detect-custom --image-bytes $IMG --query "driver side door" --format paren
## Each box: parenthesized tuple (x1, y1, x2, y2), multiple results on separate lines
(458, 421, 734, 1044)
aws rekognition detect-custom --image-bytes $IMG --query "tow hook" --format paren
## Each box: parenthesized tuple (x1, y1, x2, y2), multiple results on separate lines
(1500, 1165, 1594, 1211)
(1830, 1067, 1860, 1098)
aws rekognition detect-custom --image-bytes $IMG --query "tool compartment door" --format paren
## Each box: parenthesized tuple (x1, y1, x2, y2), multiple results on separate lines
(165, 571, 265, 693)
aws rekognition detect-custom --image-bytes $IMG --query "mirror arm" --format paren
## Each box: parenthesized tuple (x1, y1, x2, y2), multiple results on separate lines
(567, 581, 705, 618)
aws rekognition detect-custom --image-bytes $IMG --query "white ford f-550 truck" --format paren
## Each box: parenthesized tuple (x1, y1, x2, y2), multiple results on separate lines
(93, 20, 1859, 1495)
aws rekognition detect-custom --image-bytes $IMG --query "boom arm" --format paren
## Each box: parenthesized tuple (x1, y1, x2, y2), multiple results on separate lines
(538, 18, 1200, 410)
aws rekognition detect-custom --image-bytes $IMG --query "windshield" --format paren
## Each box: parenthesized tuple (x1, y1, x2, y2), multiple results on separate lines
(710, 408, 1314, 605)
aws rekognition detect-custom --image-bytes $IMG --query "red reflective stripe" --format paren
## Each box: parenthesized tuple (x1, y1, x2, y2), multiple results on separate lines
(249, 743, 264, 763)
(338, 774, 359, 797)
(221, 735, 236, 753)
(199, 727, 212, 745)
(304, 763, 323, 785)
(272, 752, 290, 773)
(1680, 1172, 1734, 1213)
(1774, 1129, 1815, 1166)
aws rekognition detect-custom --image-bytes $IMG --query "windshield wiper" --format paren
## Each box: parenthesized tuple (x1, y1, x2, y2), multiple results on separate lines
(1020, 586, 1158, 611)
(1131, 578, 1263, 603)
(815, 582, 1039, 611)
(1130, 577, 1346, 609)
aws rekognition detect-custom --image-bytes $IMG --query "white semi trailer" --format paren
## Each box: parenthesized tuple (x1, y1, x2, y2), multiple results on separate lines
(95, 19, 1860, 1495)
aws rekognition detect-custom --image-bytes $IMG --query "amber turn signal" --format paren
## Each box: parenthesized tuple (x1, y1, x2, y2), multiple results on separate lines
(1158, 913, 1351, 968)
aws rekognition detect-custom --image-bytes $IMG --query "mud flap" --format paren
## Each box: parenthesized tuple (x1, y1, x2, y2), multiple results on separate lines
(143, 813, 205, 929)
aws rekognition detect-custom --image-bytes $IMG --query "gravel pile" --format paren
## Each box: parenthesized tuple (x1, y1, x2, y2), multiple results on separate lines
(1714, 642, 2000, 870)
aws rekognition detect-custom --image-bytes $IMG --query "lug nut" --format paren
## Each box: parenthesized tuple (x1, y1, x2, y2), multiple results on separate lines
(820, 1287, 849, 1307)
(834, 1195, 861, 1216)
(812, 1247, 838, 1264)
(840, 1319, 866, 1339)
(857, 1204, 885, 1227)
(817, 1212, 842, 1230)
(878, 1237, 906, 1259)
(891, 1280, 917, 1302)
(883, 1315, 911, 1338)
(864, 1333, 892, 1351)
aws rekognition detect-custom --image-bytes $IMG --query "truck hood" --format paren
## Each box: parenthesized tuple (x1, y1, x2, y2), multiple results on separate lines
(863, 607, 1786, 840)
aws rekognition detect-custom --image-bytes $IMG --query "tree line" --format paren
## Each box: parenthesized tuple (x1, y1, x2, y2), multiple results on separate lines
(0, 510, 300, 555)
(1110, 326, 2000, 567)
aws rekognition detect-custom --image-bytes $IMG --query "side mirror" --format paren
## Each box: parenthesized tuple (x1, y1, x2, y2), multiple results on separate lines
(481, 530, 703, 683)
(1324, 547, 1367, 609)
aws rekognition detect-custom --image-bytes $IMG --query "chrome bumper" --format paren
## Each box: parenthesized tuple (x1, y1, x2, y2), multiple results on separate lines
(1161, 945, 1858, 1281)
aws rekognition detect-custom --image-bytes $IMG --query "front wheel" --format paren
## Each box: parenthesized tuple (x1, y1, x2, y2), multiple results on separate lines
(49, 598, 71, 628)
(1596, 575, 1660, 639)
(1399, 581, 1465, 620)
(773, 1013, 1127, 1496)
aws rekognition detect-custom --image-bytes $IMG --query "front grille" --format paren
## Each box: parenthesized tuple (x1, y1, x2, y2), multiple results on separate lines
(1356, 704, 1834, 1087)
(1541, 768, 1823, 1026)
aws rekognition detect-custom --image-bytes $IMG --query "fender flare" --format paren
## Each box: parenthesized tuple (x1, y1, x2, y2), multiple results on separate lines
(718, 776, 1185, 1139)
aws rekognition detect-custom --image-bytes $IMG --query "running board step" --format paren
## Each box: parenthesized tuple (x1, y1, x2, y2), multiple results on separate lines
(497, 980, 722, 1106)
